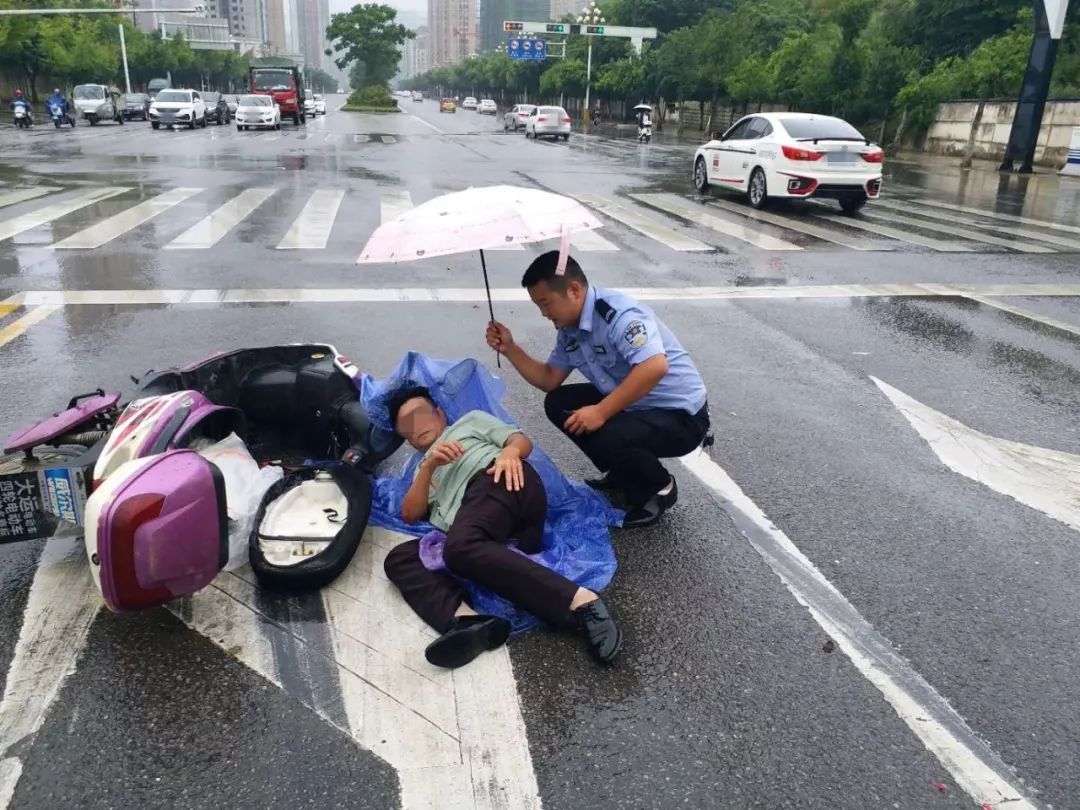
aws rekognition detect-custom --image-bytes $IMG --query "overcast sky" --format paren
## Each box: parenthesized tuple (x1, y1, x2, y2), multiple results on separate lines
(329, 0, 427, 29)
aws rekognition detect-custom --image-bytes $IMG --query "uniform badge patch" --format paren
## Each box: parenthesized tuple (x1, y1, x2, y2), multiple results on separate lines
(623, 320, 648, 349)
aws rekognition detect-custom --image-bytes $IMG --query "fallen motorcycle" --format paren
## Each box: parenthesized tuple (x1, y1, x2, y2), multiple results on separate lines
(1, 344, 402, 611)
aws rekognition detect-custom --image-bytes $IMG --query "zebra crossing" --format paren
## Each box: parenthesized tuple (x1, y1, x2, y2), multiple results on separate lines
(0, 182, 1078, 258)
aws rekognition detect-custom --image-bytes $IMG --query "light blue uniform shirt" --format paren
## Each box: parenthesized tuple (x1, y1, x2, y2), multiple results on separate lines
(547, 285, 707, 414)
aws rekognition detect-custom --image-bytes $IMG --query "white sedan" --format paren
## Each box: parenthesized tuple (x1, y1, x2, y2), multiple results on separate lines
(503, 103, 535, 132)
(693, 112, 883, 214)
(314, 94, 326, 115)
(478, 99, 497, 115)
(525, 105, 571, 141)
(462, 96, 478, 110)
(235, 94, 281, 130)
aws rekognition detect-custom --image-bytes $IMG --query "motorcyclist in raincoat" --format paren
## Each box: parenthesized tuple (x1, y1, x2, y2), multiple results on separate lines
(46, 88, 69, 116)
(10, 89, 33, 123)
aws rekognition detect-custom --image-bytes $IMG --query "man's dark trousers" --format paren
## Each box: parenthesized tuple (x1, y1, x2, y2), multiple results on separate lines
(384, 462, 578, 632)
(544, 383, 710, 506)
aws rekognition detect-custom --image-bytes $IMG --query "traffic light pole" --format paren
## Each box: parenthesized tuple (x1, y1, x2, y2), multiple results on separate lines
(585, 37, 593, 122)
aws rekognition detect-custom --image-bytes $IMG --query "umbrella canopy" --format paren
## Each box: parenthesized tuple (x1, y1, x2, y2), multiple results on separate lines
(357, 185, 602, 264)
(633, 104, 652, 111)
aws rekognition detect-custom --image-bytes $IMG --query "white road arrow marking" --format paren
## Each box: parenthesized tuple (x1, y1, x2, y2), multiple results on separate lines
(873, 377, 1080, 533)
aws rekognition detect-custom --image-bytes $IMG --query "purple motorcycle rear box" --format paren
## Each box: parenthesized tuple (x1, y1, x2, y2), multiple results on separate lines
(85, 450, 228, 612)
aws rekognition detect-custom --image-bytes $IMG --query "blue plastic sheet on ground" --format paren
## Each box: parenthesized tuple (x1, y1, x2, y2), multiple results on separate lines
(359, 352, 622, 633)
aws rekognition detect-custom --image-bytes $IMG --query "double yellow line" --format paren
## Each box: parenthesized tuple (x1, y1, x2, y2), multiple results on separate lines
(0, 296, 60, 351)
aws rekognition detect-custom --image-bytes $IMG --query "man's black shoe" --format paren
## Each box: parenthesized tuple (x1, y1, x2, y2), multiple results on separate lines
(425, 614, 511, 669)
(575, 598, 622, 663)
(620, 478, 677, 529)
(585, 472, 619, 492)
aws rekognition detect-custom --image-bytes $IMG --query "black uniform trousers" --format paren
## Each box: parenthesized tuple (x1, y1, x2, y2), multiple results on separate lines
(544, 383, 710, 507)
(383, 461, 579, 633)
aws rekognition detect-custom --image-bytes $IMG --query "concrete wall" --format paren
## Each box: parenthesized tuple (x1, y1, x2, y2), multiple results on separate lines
(924, 99, 1080, 167)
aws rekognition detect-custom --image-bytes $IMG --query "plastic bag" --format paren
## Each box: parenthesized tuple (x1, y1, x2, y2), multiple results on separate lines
(196, 432, 283, 570)
(360, 352, 621, 633)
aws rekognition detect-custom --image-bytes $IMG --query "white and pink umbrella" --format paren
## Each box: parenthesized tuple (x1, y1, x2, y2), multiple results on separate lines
(358, 185, 604, 365)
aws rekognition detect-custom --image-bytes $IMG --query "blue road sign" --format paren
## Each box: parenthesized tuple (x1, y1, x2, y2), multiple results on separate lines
(507, 37, 546, 61)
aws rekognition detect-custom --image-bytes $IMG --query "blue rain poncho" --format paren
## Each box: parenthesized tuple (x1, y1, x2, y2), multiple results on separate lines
(360, 353, 621, 632)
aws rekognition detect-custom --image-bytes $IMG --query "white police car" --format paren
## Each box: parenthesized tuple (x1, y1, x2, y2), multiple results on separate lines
(693, 112, 883, 214)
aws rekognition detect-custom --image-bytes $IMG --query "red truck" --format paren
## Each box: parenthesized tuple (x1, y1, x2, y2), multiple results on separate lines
(249, 60, 306, 125)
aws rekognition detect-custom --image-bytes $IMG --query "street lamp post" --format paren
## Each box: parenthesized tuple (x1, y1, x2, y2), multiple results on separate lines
(578, 1, 604, 123)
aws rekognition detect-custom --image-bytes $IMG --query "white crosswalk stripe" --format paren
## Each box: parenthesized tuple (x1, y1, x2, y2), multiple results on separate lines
(705, 198, 882, 251)
(0, 188, 53, 209)
(0, 187, 128, 243)
(809, 209, 972, 252)
(899, 197, 1080, 236)
(573, 193, 712, 251)
(859, 207, 1055, 253)
(165, 188, 276, 250)
(53, 188, 202, 249)
(278, 189, 346, 250)
(380, 190, 413, 223)
(634, 193, 801, 251)
(873, 200, 1080, 251)
(7, 182, 1080, 257)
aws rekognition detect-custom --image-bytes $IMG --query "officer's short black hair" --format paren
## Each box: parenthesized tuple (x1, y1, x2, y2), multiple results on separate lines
(387, 385, 437, 428)
(521, 251, 588, 294)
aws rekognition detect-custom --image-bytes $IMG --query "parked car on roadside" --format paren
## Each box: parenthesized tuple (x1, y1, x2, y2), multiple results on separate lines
(478, 99, 497, 115)
(525, 105, 571, 141)
(123, 93, 149, 121)
(692, 112, 883, 214)
(235, 94, 281, 130)
(503, 104, 535, 132)
(202, 92, 231, 125)
(149, 89, 207, 130)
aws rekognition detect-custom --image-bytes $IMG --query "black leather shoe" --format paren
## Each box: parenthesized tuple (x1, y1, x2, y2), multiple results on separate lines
(585, 472, 620, 492)
(425, 615, 511, 669)
(620, 496, 665, 529)
(575, 598, 622, 663)
(660, 477, 678, 509)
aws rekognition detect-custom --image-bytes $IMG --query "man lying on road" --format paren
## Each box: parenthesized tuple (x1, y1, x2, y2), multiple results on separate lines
(382, 386, 622, 669)
(486, 251, 711, 528)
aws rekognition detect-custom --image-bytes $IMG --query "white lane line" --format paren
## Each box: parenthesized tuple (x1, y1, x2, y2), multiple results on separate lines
(277, 188, 346, 250)
(0, 188, 53, 209)
(705, 198, 881, 251)
(874, 377, 1080, 533)
(380, 189, 413, 223)
(633, 193, 801, 251)
(0, 187, 128, 243)
(873, 200, 1080, 251)
(0, 536, 101, 810)
(810, 210, 973, 252)
(861, 208, 1055, 253)
(10, 282, 1080, 309)
(0, 758, 21, 809)
(963, 295, 1080, 338)
(353, 134, 370, 143)
(573, 193, 712, 252)
(409, 115, 445, 134)
(380, 135, 398, 144)
(679, 448, 1040, 810)
(165, 187, 276, 250)
(902, 197, 1080, 236)
(53, 187, 202, 249)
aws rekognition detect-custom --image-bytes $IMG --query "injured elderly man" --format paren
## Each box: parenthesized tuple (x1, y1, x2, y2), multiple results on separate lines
(382, 386, 622, 669)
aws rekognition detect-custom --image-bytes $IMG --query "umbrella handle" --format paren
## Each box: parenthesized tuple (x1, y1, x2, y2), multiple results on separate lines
(479, 249, 501, 368)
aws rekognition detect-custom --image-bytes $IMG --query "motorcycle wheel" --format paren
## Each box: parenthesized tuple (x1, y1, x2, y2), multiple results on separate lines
(54, 119, 61, 129)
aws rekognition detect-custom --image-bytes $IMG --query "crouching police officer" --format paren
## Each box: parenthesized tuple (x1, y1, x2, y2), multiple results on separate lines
(486, 251, 710, 528)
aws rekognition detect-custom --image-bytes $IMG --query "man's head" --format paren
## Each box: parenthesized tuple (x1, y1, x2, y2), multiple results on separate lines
(53, 89, 60, 95)
(387, 386, 446, 451)
(520, 250, 589, 329)
(14, 89, 22, 98)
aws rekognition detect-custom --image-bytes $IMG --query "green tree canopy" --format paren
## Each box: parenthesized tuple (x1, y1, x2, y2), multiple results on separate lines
(325, 3, 412, 89)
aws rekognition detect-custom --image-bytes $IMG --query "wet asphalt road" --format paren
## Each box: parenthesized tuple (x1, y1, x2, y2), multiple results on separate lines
(1, 96, 1080, 809)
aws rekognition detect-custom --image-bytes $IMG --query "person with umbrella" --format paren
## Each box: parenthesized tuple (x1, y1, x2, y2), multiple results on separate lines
(485, 251, 710, 529)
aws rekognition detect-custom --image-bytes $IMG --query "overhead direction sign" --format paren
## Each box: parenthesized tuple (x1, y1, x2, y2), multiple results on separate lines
(502, 20, 657, 53)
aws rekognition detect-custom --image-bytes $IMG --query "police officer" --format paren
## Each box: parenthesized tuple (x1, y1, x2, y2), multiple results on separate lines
(486, 250, 710, 528)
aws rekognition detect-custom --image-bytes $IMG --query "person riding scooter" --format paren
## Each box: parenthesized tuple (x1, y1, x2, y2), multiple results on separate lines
(46, 88, 73, 127)
(10, 89, 33, 126)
